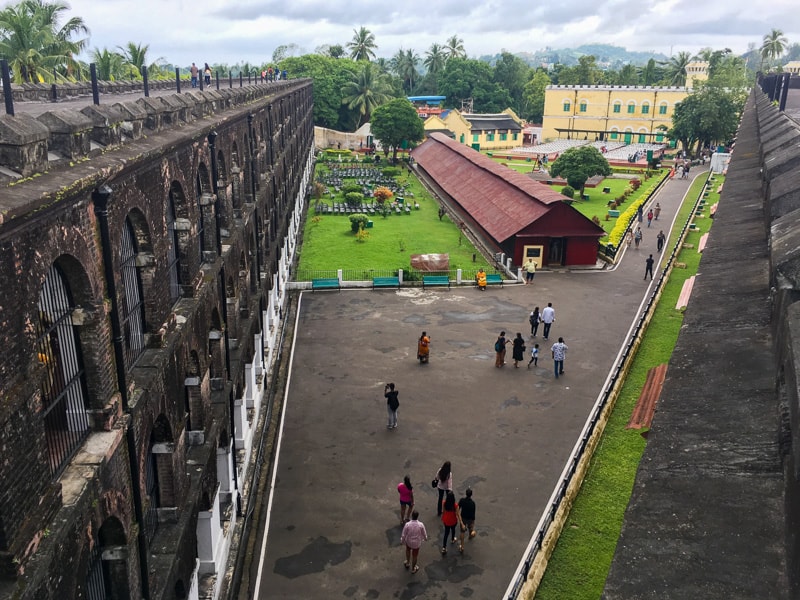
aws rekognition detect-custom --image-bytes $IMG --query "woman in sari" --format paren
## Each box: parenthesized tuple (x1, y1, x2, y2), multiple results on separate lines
(417, 331, 430, 363)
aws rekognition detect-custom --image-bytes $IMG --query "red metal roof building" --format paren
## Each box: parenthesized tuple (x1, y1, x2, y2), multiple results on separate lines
(412, 132, 606, 267)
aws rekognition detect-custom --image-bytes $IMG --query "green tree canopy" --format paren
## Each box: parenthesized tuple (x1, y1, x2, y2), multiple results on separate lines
(341, 62, 392, 127)
(370, 98, 424, 161)
(760, 28, 787, 71)
(669, 84, 743, 156)
(660, 51, 694, 87)
(0, 0, 89, 83)
(521, 69, 550, 123)
(492, 51, 530, 114)
(444, 34, 465, 60)
(549, 146, 612, 193)
(279, 54, 360, 130)
(438, 58, 511, 113)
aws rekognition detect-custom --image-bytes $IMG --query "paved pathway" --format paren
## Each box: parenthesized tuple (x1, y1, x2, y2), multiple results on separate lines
(243, 172, 702, 599)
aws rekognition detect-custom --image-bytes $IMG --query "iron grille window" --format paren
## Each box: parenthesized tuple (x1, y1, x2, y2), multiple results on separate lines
(166, 198, 181, 302)
(35, 264, 89, 478)
(144, 446, 159, 544)
(120, 220, 145, 368)
(196, 174, 206, 262)
(84, 539, 109, 600)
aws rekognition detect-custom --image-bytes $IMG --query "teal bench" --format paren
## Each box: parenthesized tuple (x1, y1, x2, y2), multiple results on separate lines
(608, 209, 620, 217)
(485, 274, 503, 286)
(422, 275, 450, 289)
(373, 276, 400, 289)
(311, 278, 340, 291)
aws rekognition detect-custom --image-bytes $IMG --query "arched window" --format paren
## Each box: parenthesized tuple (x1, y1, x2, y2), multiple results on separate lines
(562, 100, 571, 112)
(658, 102, 669, 115)
(86, 517, 129, 599)
(166, 186, 182, 303)
(579, 100, 588, 113)
(120, 217, 145, 367)
(626, 101, 636, 114)
(612, 100, 622, 114)
(641, 102, 650, 115)
(35, 263, 89, 477)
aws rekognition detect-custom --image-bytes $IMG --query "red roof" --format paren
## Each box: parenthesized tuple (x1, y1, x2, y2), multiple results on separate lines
(412, 133, 595, 243)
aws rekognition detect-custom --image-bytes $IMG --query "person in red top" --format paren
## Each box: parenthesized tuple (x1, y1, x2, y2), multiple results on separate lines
(440, 491, 458, 554)
(397, 475, 414, 524)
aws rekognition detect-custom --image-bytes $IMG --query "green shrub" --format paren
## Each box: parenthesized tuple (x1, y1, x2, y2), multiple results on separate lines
(345, 192, 364, 207)
(342, 183, 362, 195)
(561, 185, 575, 198)
(349, 213, 369, 232)
(381, 167, 400, 178)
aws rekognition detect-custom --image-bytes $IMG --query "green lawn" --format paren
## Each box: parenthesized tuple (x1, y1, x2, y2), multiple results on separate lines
(533, 173, 720, 600)
(297, 164, 492, 279)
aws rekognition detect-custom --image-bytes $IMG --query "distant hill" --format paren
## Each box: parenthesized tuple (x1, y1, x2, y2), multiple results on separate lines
(479, 44, 670, 69)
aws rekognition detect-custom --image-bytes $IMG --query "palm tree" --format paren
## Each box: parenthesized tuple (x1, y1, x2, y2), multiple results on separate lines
(760, 28, 788, 71)
(341, 63, 391, 127)
(117, 42, 166, 78)
(660, 51, 693, 87)
(391, 48, 420, 94)
(0, 0, 88, 83)
(347, 26, 377, 61)
(424, 43, 446, 75)
(91, 47, 136, 81)
(444, 35, 465, 60)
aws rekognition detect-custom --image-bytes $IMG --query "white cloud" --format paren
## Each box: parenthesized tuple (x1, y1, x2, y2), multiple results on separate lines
(52, 0, 800, 66)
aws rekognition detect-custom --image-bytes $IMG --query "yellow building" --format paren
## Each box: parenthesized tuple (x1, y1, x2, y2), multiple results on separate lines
(423, 108, 524, 151)
(685, 61, 709, 87)
(541, 85, 691, 143)
(785, 61, 800, 75)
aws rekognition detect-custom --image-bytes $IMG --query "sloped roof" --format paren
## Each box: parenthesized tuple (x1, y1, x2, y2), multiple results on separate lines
(412, 132, 594, 243)
(462, 114, 523, 132)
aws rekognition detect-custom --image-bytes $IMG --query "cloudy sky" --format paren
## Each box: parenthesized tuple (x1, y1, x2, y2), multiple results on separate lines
(53, 0, 800, 66)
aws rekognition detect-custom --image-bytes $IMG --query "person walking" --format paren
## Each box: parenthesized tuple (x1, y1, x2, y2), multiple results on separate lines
(417, 331, 430, 364)
(551, 337, 568, 379)
(440, 491, 459, 555)
(494, 331, 509, 367)
(512, 333, 526, 368)
(529, 307, 540, 337)
(434, 461, 453, 515)
(634, 227, 643, 249)
(644, 254, 654, 281)
(457, 488, 477, 553)
(190, 62, 199, 88)
(647, 209, 653, 228)
(541, 303, 555, 340)
(527, 343, 540, 369)
(523, 258, 537, 284)
(626, 229, 632, 247)
(401, 511, 427, 574)
(637, 205, 643, 223)
(203, 63, 212, 85)
(654, 202, 661, 220)
(397, 475, 414, 524)
(657, 230, 666, 253)
(385, 383, 399, 429)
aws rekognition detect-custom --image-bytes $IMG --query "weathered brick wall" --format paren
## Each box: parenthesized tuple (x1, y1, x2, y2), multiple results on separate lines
(0, 79, 314, 598)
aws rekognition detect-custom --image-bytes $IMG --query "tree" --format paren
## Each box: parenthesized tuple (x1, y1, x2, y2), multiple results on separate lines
(493, 51, 530, 114)
(272, 43, 301, 63)
(117, 42, 166, 78)
(347, 26, 377, 61)
(0, 0, 88, 83)
(424, 43, 446, 76)
(438, 58, 511, 113)
(370, 98, 424, 162)
(640, 58, 662, 86)
(521, 69, 550, 123)
(617, 63, 639, 86)
(315, 43, 345, 59)
(669, 84, 742, 156)
(279, 54, 361, 130)
(90, 47, 135, 80)
(760, 28, 787, 71)
(660, 51, 693, 87)
(391, 48, 420, 94)
(341, 63, 391, 127)
(445, 34, 466, 60)
(549, 146, 611, 195)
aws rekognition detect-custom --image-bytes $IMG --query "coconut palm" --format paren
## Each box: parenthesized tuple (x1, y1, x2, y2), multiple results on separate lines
(117, 42, 166, 78)
(341, 63, 391, 127)
(0, 0, 88, 83)
(392, 48, 420, 95)
(444, 35, 465, 60)
(91, 47, 137, 81)
(424, 43, 447, 75)
(760, 28, 788, 71)
(347, 26, 377, 62)
(660, 51, 694, 87)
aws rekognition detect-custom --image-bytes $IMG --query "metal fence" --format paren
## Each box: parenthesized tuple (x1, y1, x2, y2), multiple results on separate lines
(84, 540, 108, 600)
(503, 172, 713, 599)
(294, 267, 506, 284)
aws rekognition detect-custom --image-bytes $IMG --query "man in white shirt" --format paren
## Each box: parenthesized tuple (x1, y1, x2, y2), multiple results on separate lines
(541, 302, 555, 340)
(551, 337, 568, 379)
